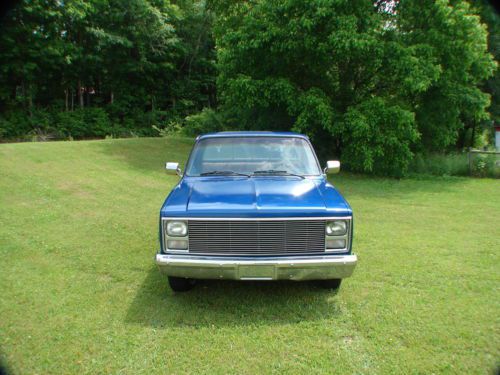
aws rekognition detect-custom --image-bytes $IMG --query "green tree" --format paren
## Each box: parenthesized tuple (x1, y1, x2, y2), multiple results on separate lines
(214, 0, 495, 176)
(0, 0, 216, 138)
(470, 0, 500, 145)
(397, 0, 496, 151)
(0, 1, 65, 117)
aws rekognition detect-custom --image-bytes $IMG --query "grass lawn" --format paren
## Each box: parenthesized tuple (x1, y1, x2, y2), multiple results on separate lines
(0, 137, 499, 374)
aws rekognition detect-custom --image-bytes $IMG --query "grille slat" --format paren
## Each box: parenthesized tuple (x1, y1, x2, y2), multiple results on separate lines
(188, 220, 325, 256)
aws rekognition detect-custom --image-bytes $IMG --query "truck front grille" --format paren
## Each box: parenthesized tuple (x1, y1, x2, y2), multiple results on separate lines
(188, 219, 326, 256)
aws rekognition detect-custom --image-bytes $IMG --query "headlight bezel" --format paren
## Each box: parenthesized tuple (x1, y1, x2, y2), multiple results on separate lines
(325, 220, 348, 236)
(162, 219, 189, 253)
(161, 217, 351, 254)
(325, 218, 351, 252)
(166, 220, 188, 237)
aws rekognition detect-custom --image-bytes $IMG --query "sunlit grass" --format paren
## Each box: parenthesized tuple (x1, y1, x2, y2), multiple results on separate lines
(0, 137, 499, 374)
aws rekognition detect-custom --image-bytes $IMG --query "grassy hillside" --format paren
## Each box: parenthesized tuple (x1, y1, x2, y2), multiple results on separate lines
(0, 137, 499, 374)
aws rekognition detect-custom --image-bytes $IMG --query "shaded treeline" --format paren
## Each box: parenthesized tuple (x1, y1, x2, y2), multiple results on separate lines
(0, 0, 498, 175)
(0, 0, 216, 138)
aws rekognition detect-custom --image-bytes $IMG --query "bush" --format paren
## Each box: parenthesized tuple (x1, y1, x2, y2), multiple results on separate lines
(470, 153, 499, 178)
(11, 106, 188, 140)
(0, 111, 35, 139)
(56, 108, 112, 138)
(409, 153, 469, 176)
(408, 152, 499, 178)
(152, 120, 183, 137)
(0, 108, 59, 140)
(183, 108, 226, 137)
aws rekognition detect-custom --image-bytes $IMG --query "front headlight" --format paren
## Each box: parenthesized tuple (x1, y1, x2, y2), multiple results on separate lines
(166, 221, 188, 237)
(167, 239, 188, 250)
(326, 220, 347, 236)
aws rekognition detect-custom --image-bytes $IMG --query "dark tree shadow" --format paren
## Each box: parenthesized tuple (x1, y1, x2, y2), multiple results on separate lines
(125, 267, 342, 328)
(0, 351, 12, 375)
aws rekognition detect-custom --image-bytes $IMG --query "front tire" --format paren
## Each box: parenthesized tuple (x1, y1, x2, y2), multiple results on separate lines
(168, 276, 196, 292)
(317, 279, 342, 290)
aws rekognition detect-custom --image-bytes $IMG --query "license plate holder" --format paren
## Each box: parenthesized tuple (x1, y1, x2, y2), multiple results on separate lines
(238, 265, 276, 280)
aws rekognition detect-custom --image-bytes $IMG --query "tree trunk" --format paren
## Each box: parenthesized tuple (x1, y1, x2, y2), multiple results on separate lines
(71, 88, 74, 111)
(21, 80, 26, 108)
(78, 79, 84, 108)
(110, 91, 114, 104)
(65, 88, 69, 111)
(27, 83, 33, 118)
(458, 128, 467, 150)
(470, 122, 477, 149)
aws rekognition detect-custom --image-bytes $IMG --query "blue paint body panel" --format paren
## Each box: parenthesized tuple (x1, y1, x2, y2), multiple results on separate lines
(160, 176, 351, 218)
(196, 131, 310, 141)
(159, 132, 353, 253)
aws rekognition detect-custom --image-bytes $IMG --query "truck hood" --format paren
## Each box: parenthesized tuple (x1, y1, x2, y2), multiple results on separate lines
(161, 177, 352, 218)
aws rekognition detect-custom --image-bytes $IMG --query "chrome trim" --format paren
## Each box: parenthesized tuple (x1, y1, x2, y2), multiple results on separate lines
(165, 249, 189, 254)
(324, 160, 340, 174)
(165, 162, 182, 176)
(161, 216, 352, 221)
(161, 216, 352, 255)
(162, 219, 189, 253)
(325, 219, 351, 253)
(187, 220, 325, 256)
(156, 253, 357, 281)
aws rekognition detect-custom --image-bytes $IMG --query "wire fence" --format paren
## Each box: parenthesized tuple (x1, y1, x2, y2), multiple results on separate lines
(467, 149, 500, 177)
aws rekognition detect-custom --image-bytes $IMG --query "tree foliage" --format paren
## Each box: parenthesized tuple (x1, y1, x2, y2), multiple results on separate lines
(398, 0, 496, 150)
(0, 0, 216, 138)
(470, 0, 500, 141)
(214, 0, 496, 175)
(0, 0, 497, 176)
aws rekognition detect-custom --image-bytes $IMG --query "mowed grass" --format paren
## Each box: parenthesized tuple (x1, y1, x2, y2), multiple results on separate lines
(0, 137, 499, 374)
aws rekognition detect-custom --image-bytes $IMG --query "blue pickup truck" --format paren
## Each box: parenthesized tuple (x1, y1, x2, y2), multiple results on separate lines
(156, 131, 357, 291)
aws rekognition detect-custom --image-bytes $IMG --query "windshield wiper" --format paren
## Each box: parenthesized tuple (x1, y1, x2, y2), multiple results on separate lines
(252, 170, 305, 179)
(200, 170, 250, 177)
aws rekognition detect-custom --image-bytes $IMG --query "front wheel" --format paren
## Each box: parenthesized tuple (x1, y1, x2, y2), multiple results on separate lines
(317, 279, 342, 290)
(168, 276, 196, 292)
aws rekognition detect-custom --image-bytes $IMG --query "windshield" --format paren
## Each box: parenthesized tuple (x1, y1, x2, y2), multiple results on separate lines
(185, 137, 321, 177)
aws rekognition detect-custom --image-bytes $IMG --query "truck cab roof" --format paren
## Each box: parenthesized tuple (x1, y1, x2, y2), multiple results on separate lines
(197, 131, 309, 141)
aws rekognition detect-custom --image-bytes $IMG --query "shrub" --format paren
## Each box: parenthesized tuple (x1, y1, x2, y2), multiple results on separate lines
(0, 109, 60, 140)
(152, 120, 183, 137)
(56, 108, 112, 138)
(0, 111, 33, 139)
(408, 152, 499, 178)
(409, 153, 469, 176)
(0, 113, 23, 139)
(470, 153, 499, 178)
(183, 108, 226, 137)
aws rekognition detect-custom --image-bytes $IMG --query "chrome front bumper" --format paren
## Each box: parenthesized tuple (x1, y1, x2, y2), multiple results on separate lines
(156, 253, 357, 281)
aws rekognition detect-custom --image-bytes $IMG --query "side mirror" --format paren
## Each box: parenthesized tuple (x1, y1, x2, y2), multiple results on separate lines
(166, 162, 182, 176)
(324, 160, 340, 174)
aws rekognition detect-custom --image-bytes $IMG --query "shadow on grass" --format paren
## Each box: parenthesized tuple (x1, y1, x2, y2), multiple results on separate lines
(125, 267, 341, 328)
(0, 350, 12, 375)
